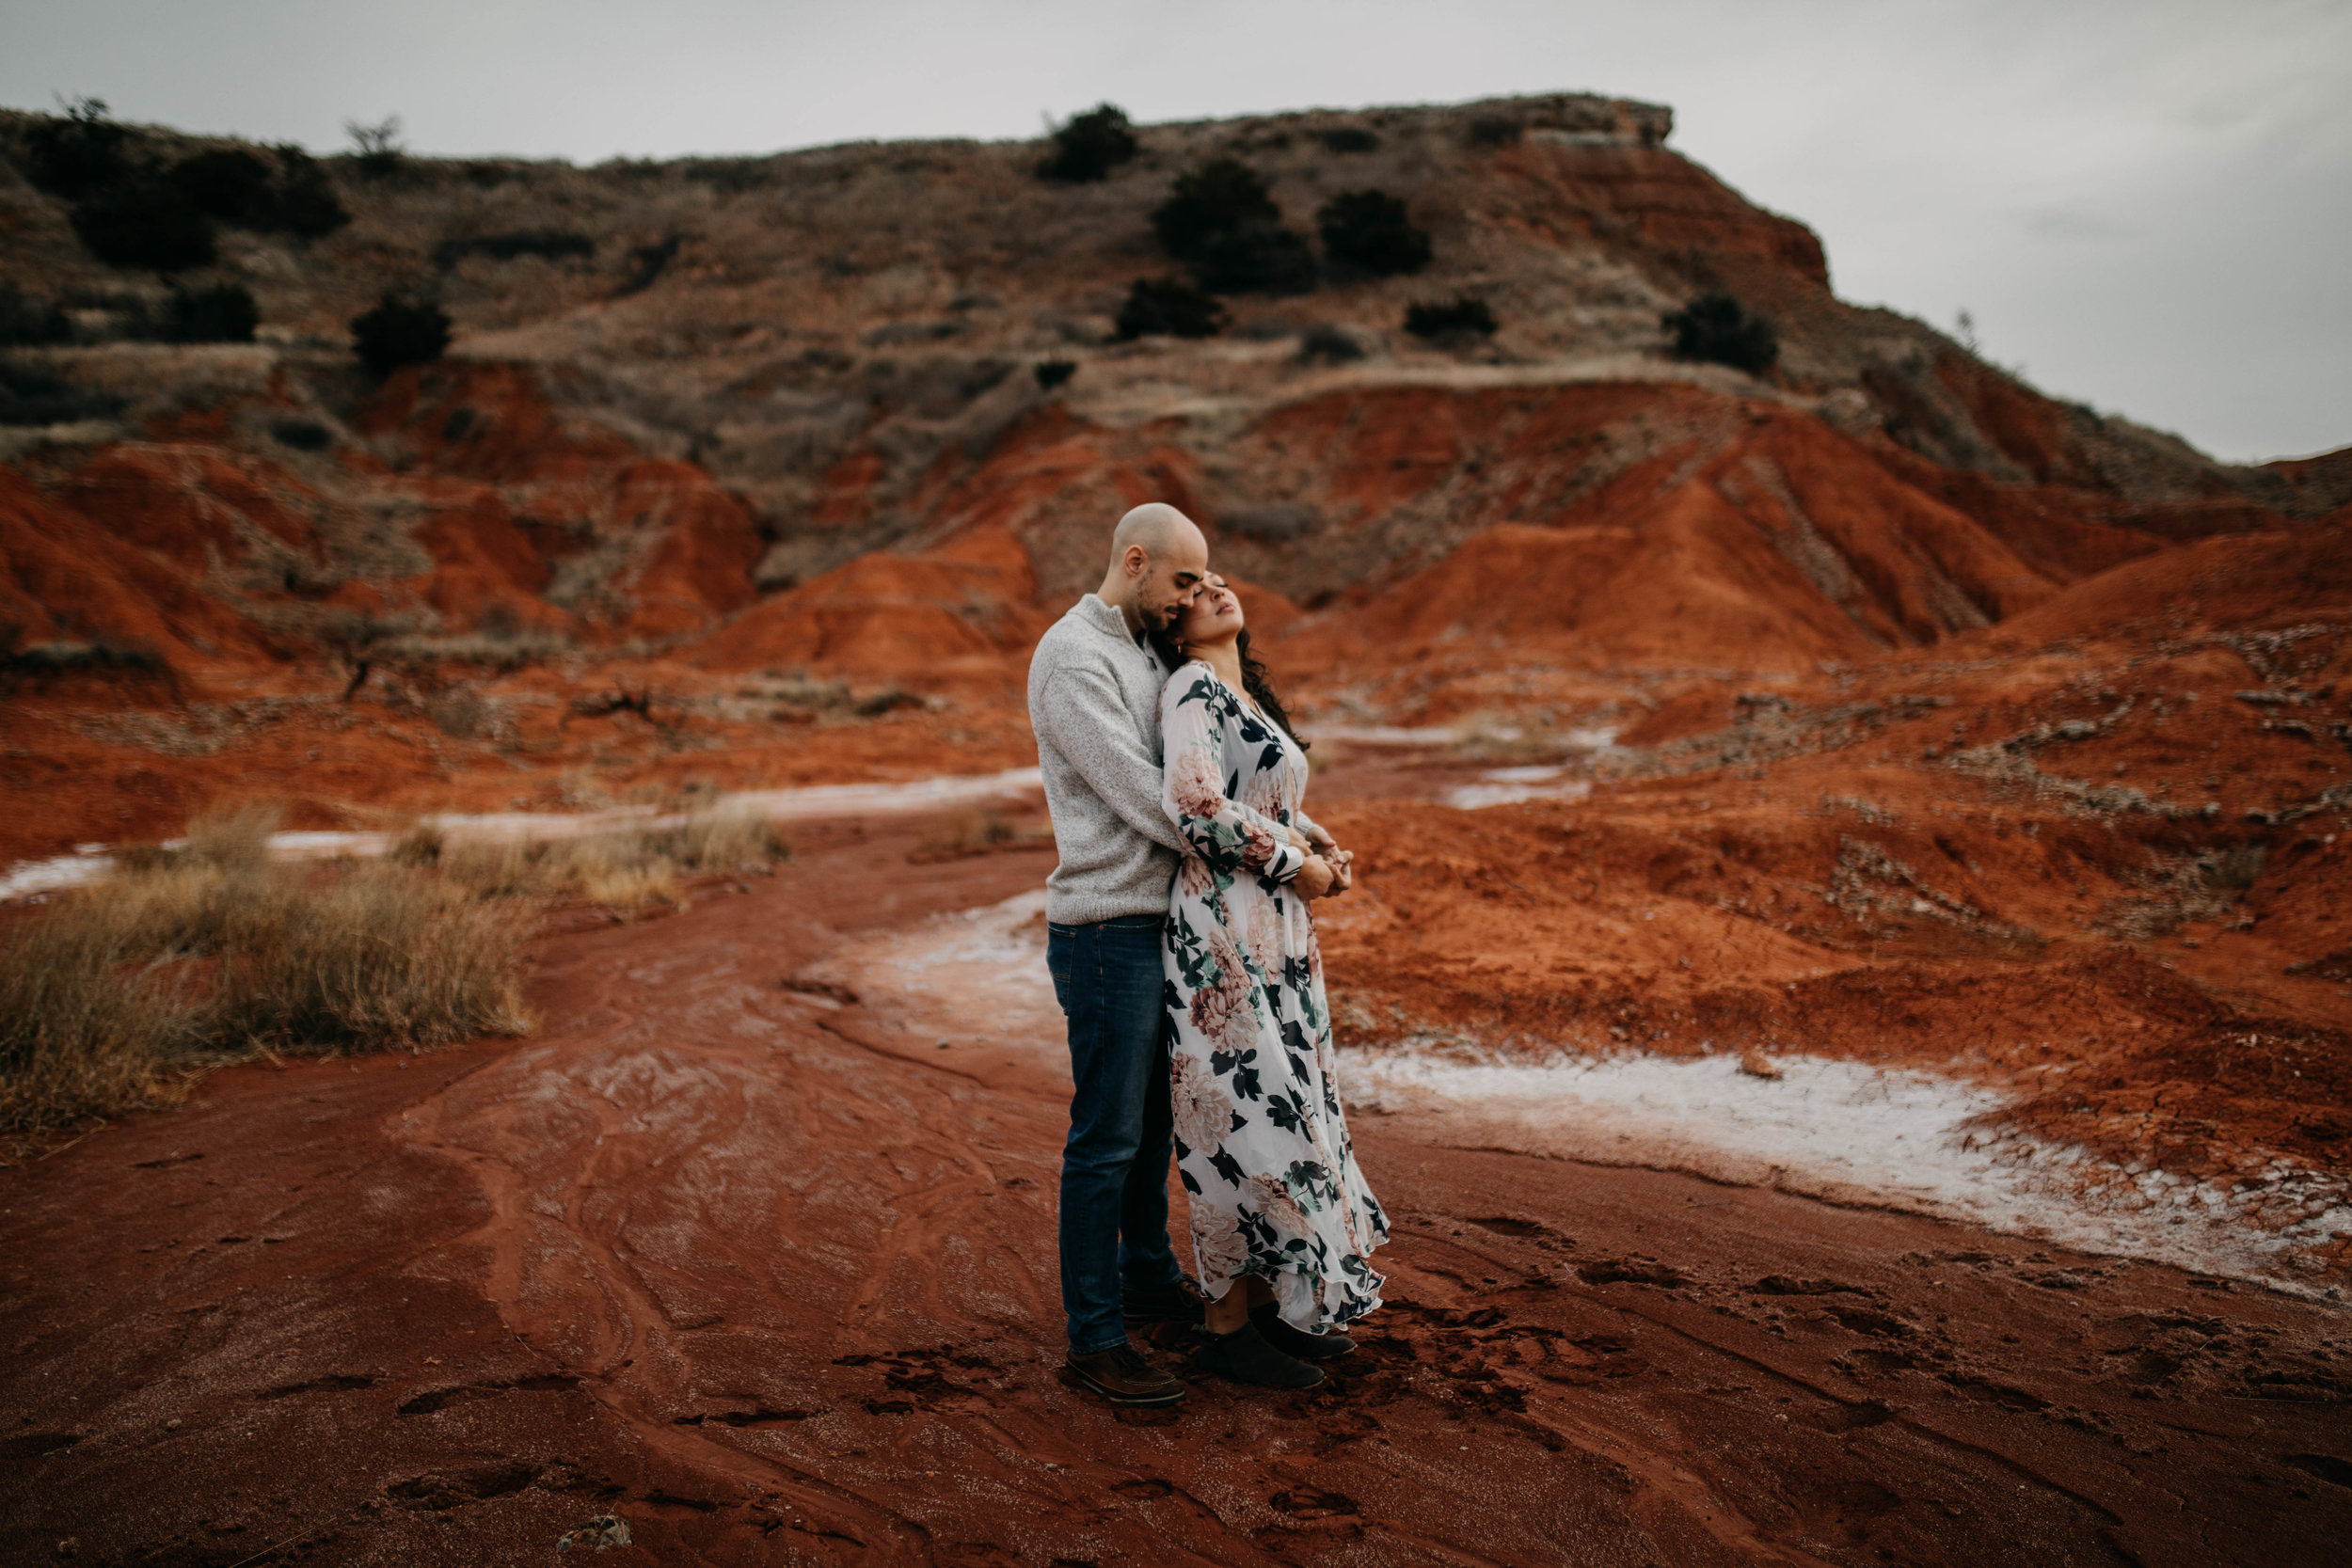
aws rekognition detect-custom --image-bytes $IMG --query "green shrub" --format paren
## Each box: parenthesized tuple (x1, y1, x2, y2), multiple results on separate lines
(1152, 158, 1281, 260)
(1661, 292, 1778, 374)
(161, 283, 260, 343)
(1040, 103, 1139, 182)
(350, 293, 452, 374)
(260, 147, 351, 238)
(23, 100, 130, 199)
(71, 179, 216, 271)
(1404, 296, 1497, 341)
(1317, 189, 1431, 277)
(167, 149, 275, 221)
(1191, 223, 1318, 295)
(0, 284, 72, 346)
(0, 361, 124, 426)
(1116, 277, 1225, 341)
(344, 116, 405, 180)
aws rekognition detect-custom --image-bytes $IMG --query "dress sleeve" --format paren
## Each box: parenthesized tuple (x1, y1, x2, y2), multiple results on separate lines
(1162, 667, 1307, 883)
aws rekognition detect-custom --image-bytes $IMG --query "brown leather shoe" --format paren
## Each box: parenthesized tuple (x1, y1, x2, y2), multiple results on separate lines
(1065, 1343, 1187, 1406)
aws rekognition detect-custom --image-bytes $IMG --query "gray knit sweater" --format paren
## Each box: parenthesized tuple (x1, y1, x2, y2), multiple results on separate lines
(1027, 594, 1188, 925)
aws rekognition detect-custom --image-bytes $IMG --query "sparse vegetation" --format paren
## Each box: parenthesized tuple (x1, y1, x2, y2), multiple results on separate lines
(1191, 224, 1319, 296)
(0, 627, 169, 693)
(1661, 292, 1779, 375)
(0, 806, 533, 1140)
(344, 115, 405, 180)
(0, 284, 72, 346)
(1404, 296, 1497, 342)
(350, 293, 453, 374)
(270, 416, 334, 451)
(432, 230, 596, 270)
(1296, 323, 1368, 364)
(396, 800, 789, 909)
(2, 799, 793, 1140)
(0, 361, 125, 426)
(159, 283, 260, 343)
(1466, 115, 1522, 148)
(22, 98, 131, 199)
(167, 148, 274, 221)
(1316, 189, 1432, 277)
(165, 145, 350, 238)
(70, 177, 216, 271)
(1151, 158, 1282, 260)
(1039, 103, 1139, 182)
(1116, 277, 1226, 341)
(1318, 127, 1380, 154)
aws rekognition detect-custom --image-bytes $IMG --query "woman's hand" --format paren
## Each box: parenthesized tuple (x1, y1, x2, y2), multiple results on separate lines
(1295, 854, 1339, 899)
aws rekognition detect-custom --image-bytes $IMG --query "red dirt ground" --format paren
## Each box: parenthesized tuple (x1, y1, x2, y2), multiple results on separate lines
(4, 824, 2346, 1566)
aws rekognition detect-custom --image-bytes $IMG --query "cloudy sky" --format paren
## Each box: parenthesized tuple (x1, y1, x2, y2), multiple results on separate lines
(6, 0, 2346, 462)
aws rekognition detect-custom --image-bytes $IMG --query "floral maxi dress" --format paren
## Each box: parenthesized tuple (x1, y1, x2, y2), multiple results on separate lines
(1160, 660, 1388, 1331)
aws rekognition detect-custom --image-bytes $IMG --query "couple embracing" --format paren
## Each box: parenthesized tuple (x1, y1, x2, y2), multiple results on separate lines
(1026, 501, 1389, 1408)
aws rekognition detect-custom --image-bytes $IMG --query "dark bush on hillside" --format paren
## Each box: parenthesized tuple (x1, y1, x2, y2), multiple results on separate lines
(432, 230, 596, 270)
(1318, 127, 1380, 154)
(0, 633, 170, 691)
(70, 179, 216, 271)
(262, 147, 351, 238)
(271, 417, 334, 451)
(1404, 296, 1497, 342)
(350, 294, 452, 374)
(1662, 292, 1778, 374)
(0, 284, 72, 346)
(1034, 359, 1076, 389)
(1466, 116, 1522, 148)
(160, 283, 260, 343)
(167, 149, 274, 221)
(618, 235, 684, 296)
(1296, 323, 1367, 364)
(1191, 223, 1318, 296)
(345, 116, 405, 180)
(1317, 189, 1431, 277)
(1152, 158, 1281, 260)
(23, 100, 131, 199)
(1116, 277, 1226, 341)
(1039, 103, 1139, 182)
(0, 361, 124, 426)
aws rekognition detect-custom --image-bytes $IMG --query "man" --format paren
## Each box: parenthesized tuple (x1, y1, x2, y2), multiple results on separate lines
(1025, 502, 1249, 1406)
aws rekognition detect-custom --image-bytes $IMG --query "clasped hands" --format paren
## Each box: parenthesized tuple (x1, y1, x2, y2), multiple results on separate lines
(1289, 823, 1355, 900)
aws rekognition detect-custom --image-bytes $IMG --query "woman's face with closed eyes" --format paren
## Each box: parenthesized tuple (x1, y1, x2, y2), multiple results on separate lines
(1173, 574, 1245, 648)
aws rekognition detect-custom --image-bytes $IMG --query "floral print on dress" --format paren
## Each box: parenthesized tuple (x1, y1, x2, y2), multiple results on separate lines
(1159, 660, 1389, 1332)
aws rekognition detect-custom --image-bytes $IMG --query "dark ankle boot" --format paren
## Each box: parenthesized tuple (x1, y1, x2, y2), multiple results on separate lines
(1194, 1322, 1324, 1388)
(1250, 1301, 1355, 1361)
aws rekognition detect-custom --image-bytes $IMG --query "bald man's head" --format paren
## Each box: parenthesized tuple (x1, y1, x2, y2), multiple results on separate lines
(1099, 502, 1211, 634)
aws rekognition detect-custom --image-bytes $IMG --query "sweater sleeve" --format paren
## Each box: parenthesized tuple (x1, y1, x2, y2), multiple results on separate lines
(1035, 664, 1189, 854)
(1160, 668, 1306, 883)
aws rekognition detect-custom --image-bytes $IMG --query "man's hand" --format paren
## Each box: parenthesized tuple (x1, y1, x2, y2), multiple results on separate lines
(1295, 854, 1339, 899)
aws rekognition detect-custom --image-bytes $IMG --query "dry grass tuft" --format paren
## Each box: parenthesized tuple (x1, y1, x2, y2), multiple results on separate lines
(399, 800, 789, 909)
(2, 800, 788, 1144)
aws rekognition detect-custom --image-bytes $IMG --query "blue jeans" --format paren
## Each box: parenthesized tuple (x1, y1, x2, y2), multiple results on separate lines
(1047, 913, 1185, 1354)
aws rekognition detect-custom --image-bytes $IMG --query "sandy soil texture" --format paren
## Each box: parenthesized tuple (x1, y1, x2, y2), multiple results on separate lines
(4, 825, 2346, 1567)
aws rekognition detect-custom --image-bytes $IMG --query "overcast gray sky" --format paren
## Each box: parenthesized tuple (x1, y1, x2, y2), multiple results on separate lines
(6, 0, 2346, 463)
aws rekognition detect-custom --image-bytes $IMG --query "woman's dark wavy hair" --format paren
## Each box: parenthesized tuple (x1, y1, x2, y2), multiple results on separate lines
(1151, 626, 1310, 751)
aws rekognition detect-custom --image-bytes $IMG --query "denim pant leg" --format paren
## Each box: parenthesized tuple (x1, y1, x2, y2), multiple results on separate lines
(1048, 914, 1184, 1355)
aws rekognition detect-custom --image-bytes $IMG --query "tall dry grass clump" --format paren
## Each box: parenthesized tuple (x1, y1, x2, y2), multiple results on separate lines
(3, 800, 788, 1143)
(400, 800, 789, 909)
(1, 804, 533, 1144)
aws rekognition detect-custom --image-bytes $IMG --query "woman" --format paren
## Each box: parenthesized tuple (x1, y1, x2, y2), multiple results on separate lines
(1152, 576, 1389, 1390)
